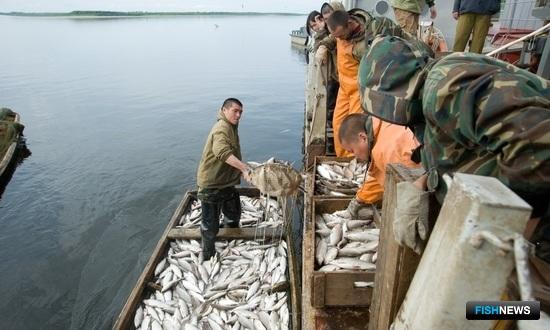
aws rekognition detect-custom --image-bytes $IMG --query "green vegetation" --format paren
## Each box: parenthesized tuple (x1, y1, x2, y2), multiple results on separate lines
(0, 11, 304, 17)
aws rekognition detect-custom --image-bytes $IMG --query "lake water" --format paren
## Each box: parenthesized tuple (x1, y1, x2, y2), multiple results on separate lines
(0, 15, 307, 329)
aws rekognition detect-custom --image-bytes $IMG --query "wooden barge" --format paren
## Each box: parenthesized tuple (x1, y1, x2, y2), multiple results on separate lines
(114, 188, 301, 329)
(0, 108, 22, 178)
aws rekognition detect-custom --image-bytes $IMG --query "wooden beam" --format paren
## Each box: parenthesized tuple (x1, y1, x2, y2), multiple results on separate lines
(302, 173, 316, 330)
(392, 173, 532, 329)
(368, 164, 424, 330)
(312, 273, 326, 308)
(167, 227, 283, 240)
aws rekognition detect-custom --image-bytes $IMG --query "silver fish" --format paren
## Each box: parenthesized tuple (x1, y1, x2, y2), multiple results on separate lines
(143, 299, 176, 314)
(134, 305, 143, 328)
(328, 223, 343, 246)
(329, 258, 376, 271)
(325, 247, 338, 264)
(316, 238, 328, 265)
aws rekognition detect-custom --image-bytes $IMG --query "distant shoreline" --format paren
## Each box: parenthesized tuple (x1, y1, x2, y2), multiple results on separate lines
(0, 11, 305, 18)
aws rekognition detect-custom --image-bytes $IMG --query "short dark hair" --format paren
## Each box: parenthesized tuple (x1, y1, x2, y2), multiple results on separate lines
(306, 10, 321, 36)
(327, 10, 349, 30)
(222, 98, 242, 109)
(339, 113, 368, 144)
(320, 3, 333, 16)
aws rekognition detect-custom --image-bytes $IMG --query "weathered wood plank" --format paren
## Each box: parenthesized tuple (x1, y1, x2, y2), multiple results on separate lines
(167, 227, 283, 240)
(302, 173, 316, 330)
(368, 164, 424, 330)
(323, 272, 375, 306)
(312, 273, 326, 308)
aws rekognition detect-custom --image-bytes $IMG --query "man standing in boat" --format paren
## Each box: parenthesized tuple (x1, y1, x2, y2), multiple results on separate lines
(196, 98, 251, 260)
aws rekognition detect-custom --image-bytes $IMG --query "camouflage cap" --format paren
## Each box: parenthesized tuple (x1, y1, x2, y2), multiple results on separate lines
(364, 16, 404, 47)
(359, 35, 434, 126)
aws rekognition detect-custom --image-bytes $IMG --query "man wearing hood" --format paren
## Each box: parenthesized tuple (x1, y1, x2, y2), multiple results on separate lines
(359, 35, 550, 254)
(326, 9, 371, 157)
(196, 98, 251, 260)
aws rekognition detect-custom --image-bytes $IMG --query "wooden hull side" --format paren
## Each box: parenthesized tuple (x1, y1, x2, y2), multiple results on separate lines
(0, 113, 20, 178)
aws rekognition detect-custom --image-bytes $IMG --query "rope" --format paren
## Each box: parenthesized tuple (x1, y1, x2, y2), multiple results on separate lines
(469, 230, 535, 301)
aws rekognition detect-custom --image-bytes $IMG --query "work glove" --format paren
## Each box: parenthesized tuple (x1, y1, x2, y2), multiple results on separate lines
(393, 181, 429, 254)
(334, 199, 372, 219)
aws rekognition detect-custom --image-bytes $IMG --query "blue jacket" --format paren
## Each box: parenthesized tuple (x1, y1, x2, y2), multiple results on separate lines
(453, 0, 500, 15)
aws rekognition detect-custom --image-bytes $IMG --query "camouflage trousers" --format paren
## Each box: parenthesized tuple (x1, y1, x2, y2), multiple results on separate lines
(392, 7, 419, 36)
(197, 186, 241, 259)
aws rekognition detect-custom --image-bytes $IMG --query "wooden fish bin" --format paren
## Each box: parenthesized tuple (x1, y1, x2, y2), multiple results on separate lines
(114, 188, 300, 330)
(310, 197, 377, 308)
(312, 156, 367, 199)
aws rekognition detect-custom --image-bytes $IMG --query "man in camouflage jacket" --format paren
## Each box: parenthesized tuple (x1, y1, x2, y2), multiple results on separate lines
(391, 0, 437, 35)
(359, 35, 550, 253)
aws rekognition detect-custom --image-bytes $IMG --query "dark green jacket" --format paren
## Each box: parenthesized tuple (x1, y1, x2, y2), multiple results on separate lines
(359, 36, 550, 215)
(391, 0, 435, 14)
(197, 109, 242, 189)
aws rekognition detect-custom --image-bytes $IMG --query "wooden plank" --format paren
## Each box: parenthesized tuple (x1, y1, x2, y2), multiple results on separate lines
(368, 164, 424, 330)
(323, 272, 375, 306)
(312, 273, 326, 308)
(167, 227, 284, 240)
(308, 61, 328, 149)
(113, 190, 193, 330)
(302, 173, 316, 330)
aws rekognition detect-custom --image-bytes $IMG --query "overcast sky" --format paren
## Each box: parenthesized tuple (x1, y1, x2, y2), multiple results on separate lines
(0, 0, 323, 13)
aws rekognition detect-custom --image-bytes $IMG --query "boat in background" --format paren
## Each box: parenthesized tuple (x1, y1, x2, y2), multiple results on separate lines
(290, 26, 308, 47)
(0, 108, 23, 178)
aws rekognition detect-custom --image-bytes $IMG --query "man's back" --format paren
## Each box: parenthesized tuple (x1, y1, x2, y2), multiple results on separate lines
(422, 53, 550, 213)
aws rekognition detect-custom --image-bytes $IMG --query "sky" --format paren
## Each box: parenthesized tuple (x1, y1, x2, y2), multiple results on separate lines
(0, 0, 323, 13)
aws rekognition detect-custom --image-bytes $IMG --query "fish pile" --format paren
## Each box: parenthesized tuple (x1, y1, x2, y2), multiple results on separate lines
(177, 196, 283, 229)
(134, 239, 291, 330)
(315, 159, 367, 196)
(315, 210, 379, 271)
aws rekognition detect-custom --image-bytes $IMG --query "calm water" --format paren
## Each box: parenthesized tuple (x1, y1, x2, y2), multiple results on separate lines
(0, 15, 306, 329)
